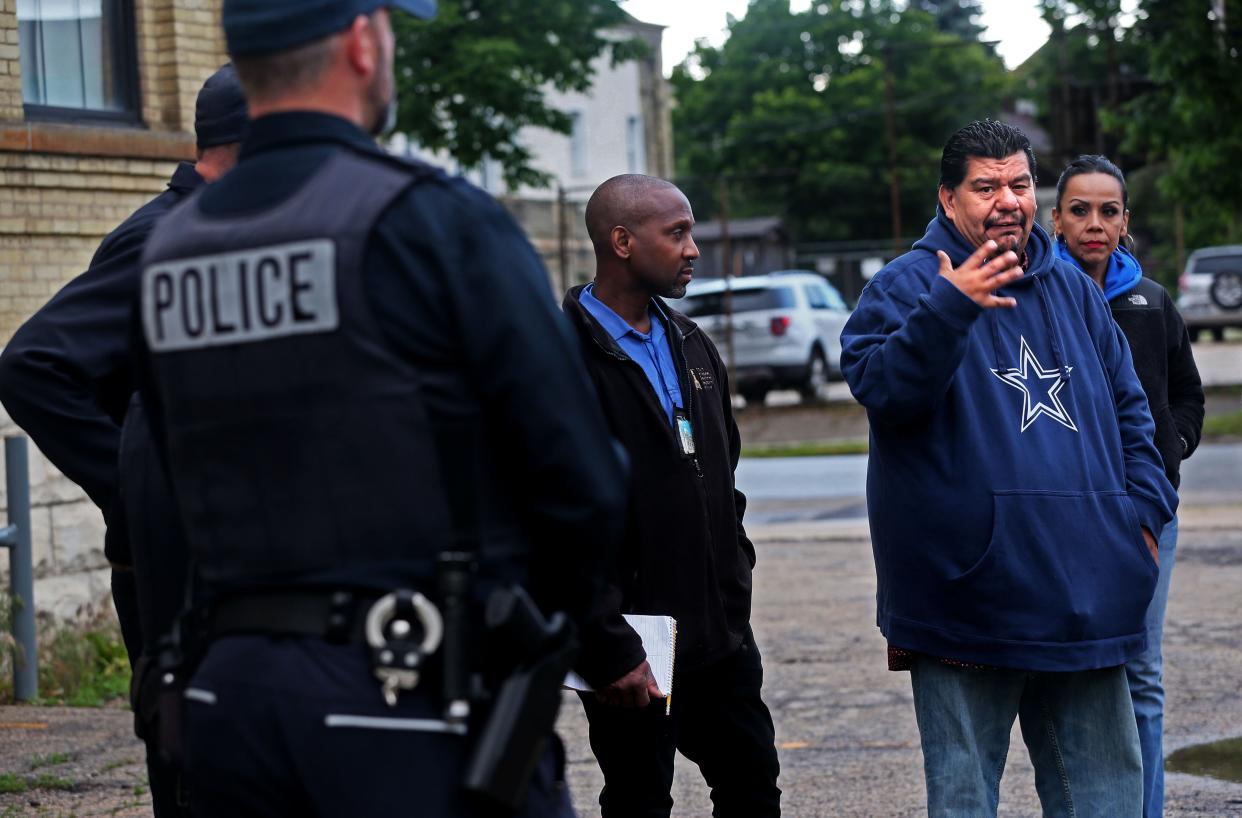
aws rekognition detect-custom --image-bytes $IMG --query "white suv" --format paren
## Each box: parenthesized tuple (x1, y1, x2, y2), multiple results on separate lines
(674, 271, 850, 404)
(1178, 245, 1242, 342)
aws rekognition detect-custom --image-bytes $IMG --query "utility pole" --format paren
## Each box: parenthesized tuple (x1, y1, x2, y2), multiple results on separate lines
(1175, 203, 1186, 284)
(718, 176, 736, 396)
(883, 46, 902, 257)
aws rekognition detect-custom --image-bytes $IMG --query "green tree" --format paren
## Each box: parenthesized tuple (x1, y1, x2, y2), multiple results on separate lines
(391, 0, 645, 189)
(671, 0, 1007, 243)
(1019, 0, 1147, 151)
(1119, 0, 1242, 251)
(910, 0, 987, 40)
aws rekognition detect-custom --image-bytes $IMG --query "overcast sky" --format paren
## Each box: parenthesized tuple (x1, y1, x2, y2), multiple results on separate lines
(619, 0, 1053, 72)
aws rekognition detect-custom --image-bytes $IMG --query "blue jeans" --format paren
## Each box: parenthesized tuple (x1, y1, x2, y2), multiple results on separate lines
(1126, 515, 1178, 818)
(910, 657, 1142, 817)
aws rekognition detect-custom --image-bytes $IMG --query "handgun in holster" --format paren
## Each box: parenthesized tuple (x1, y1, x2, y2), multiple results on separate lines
(151, 611, 203, 769)
(463, 585, 578, 811)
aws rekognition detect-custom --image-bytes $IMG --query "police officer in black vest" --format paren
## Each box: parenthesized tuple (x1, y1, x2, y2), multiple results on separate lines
(0, 64, 247, 818)
(132, 1, 626, 815)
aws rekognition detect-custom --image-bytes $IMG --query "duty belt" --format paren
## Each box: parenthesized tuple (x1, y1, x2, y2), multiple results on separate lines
(208, 589, 386, 643)
(207, 586, 449, 707)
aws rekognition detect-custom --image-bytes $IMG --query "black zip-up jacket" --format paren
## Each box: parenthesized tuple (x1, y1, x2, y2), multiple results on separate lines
(0, 161, 203, 566)
(563, 285, 755, 682)
(1109, 277, 1204, 489)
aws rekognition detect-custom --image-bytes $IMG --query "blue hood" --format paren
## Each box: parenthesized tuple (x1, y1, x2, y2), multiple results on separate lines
(915, 206, 1057, 277)
(840, 210, 1177, 672)
(1053, 240, 1144, 301)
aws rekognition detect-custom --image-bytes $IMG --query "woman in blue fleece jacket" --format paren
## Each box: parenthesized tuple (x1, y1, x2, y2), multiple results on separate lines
(1052, 154, 1204, 818)
(840, 120, 1177, 817)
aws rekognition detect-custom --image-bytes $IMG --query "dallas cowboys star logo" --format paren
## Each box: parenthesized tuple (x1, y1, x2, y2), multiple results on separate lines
(991, 336, 1078, 433)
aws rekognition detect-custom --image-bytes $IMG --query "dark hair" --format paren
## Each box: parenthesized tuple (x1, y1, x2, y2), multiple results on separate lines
(1055, 154, 1128, 210)
(939, 120, 1037, 189)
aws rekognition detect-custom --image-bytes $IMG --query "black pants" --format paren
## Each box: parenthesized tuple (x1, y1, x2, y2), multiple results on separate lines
(183, 635, 576, 818)
(113, 568, 189, 818)
(579, 631, 781, 818)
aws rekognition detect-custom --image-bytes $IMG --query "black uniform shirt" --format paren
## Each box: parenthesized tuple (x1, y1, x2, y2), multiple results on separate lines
(0, 162, 203, 565)
(141, 113, 627, 681)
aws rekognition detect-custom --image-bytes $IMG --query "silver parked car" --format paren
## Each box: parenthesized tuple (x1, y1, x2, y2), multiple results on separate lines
(1178, 244, 1242, 342)
(674, 271, 850, 404)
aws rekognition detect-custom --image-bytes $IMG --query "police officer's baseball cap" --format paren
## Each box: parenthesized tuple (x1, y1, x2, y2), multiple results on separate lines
(195, 64, 248, 149)
(223, 0, 436, 58)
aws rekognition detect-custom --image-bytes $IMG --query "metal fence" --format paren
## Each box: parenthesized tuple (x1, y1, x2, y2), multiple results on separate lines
(1, 436, 36, 701)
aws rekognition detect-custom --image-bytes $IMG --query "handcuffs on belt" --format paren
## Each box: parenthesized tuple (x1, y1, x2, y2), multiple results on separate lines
(365, 589, 443, 707)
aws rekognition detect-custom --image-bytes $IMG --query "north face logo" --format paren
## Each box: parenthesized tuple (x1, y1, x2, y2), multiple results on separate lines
(1128, 293, 1148, 306)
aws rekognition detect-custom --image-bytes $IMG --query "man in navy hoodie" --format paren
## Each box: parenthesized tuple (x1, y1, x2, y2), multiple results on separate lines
(840, 120, 1176, 817)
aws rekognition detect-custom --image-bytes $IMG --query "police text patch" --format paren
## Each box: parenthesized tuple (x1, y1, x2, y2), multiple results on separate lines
(143, 240, 338, 352)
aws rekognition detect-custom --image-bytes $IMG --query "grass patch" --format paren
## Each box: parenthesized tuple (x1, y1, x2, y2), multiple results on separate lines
(1203, 411, 1242, 439)
(30, 773, 76, 791)
(101, 757, 139, 774)
(1, 589, 131, 707)
(742, 439, 868, 458)
(29, 751, 72, 770)
(0, 773, 78, 794)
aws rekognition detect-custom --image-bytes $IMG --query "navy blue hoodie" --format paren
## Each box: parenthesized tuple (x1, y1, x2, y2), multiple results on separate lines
(841, 212, 1177, 672)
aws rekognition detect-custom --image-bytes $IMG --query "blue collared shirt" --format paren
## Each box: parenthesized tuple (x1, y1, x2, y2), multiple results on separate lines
(580, 284, 683, 425)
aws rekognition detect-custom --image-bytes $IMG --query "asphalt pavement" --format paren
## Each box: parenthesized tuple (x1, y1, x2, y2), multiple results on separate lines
(1, 447, 1239, 816)
(739, 442, 1242, 525)
(559, 504, 1242, 817)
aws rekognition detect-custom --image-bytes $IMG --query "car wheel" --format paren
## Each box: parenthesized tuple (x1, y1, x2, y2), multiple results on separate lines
(739, 384, 768, 406)
(1210, 270, 1242, 311)
(799, 348, 829, 402)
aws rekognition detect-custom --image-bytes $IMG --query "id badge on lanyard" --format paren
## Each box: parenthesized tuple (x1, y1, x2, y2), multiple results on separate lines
(674, 408, 696, 456)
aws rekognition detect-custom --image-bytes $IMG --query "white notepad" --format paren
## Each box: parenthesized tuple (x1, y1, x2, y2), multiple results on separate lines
(564, 614, 677, 699)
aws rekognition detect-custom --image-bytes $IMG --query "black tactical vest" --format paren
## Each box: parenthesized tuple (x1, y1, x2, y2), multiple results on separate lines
(139, 150, 453, 589)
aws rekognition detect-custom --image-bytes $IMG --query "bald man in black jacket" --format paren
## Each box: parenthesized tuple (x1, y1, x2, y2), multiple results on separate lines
(562, 174, 781, 818)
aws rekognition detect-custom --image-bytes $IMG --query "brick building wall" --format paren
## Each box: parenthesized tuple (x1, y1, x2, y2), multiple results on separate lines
(0, 0, 227, 618)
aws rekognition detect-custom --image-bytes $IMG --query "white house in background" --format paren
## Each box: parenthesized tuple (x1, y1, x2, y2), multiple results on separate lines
(483, 15, 671, 199)
(391, 14, 673, 289)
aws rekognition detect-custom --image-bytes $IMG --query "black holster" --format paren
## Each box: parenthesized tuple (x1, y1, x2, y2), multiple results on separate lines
(463, 586, 577, 811)
(130, 653, 159, 742)
(146, 611, 204, 769)
(127, 635, 195, 768)
(155, 643, 190, 768)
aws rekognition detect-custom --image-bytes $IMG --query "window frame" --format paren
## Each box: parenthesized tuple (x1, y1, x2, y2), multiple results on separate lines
(19, 0, 143, 126)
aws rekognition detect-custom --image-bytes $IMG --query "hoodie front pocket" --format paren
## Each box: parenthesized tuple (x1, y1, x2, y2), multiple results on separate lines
(947, 490, 1158, 644)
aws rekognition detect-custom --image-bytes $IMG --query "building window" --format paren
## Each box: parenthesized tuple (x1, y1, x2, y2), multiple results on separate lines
(569, 111, 586, 178)
(626, 115, 645, 174)
(17, 0, 140, 121)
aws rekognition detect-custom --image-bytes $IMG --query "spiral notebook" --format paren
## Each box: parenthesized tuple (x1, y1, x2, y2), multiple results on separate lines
(563, 614, 677, 703)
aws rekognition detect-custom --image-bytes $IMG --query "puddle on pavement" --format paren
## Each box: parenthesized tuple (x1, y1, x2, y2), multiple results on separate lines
(1166, 736, 1242, 784)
